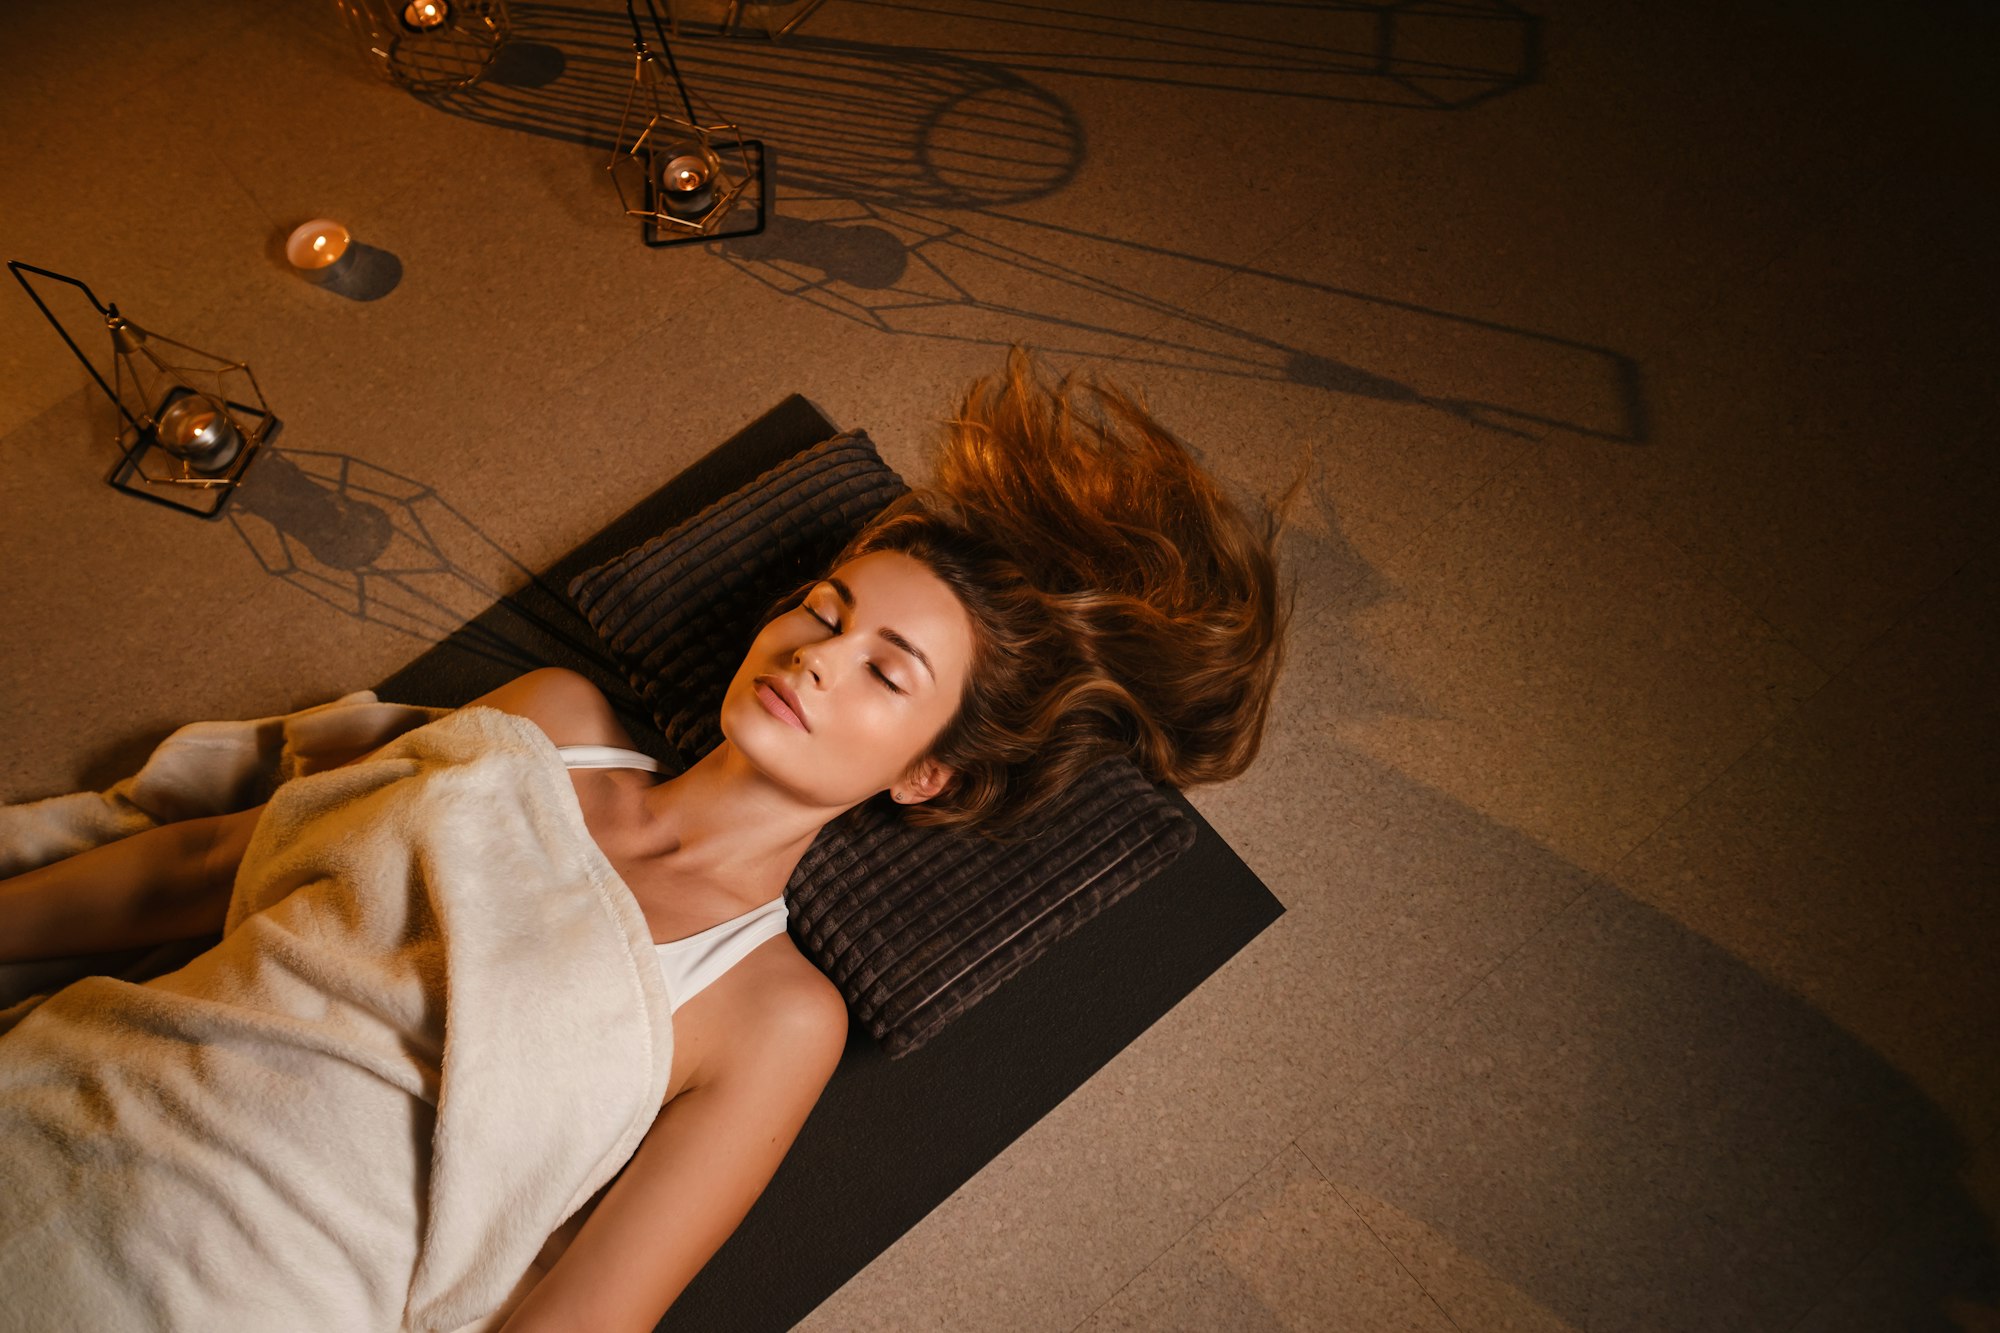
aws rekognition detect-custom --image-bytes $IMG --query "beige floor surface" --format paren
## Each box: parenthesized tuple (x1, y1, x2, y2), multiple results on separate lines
(2, 1, 1995, 1329)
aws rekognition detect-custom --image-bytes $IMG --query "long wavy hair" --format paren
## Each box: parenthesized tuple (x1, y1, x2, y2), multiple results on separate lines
(839, 349, 1290, 835)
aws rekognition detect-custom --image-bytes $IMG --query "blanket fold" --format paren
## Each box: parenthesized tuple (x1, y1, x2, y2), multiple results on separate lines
(0, 692, 448, 1018)
(0, 705, 673, 1332)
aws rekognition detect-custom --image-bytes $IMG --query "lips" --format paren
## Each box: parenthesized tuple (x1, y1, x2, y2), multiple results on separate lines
(754, 676, 810, 732)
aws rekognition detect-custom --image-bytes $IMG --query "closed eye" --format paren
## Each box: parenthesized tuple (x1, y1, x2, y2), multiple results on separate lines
(804, 602, 905, 694)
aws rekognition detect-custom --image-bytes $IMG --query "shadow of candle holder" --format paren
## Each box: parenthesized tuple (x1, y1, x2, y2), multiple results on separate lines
(233, 448, 397, 570)
(838, 0, 1543, 111)
(487, 39, 568, 88)
(416, 5, 1088, 210)
(419, 0, 1542, 204)
(228, 446, 617, 675)
(398, 2, 1629, 441)
(721, 192, 1651, 445)
(317, 243, 405, 302)
(722, 213, 911, 289)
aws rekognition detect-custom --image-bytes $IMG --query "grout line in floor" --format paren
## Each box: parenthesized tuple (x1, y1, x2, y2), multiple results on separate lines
(1060, 1138, 1302, 1333)
(1314, 1145, 1469, 1333)
(1266, 867, 1600, 1273)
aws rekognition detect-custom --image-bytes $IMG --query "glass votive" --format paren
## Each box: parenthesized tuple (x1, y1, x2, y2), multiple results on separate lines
(156, 392, 244, 474)
(658, 147, 719, 220)
(286, 219, 354, 283)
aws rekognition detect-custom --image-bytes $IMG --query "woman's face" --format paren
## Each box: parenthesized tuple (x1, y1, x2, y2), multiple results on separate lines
(719, 549, 976, 811)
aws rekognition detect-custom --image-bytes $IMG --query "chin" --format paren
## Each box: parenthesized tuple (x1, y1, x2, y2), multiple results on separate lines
(717, 680, 787, 754)
(717, 687, 853, 809)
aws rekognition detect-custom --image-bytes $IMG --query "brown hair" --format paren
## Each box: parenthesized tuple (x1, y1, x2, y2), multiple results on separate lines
(840, 348, 1289, 835)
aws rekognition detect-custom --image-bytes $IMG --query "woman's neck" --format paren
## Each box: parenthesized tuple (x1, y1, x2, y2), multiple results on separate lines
(640, 741, 836, 906)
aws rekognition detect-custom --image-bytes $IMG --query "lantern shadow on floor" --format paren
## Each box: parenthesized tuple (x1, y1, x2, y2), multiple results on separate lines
(718, 198, 1651, 446)
(398, 5, 1629, 442)
(227, 446, 621, 680)
(415, 6, 1088, 211)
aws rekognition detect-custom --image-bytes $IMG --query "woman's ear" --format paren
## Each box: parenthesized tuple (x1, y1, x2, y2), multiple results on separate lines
(894, 756, 955, 804)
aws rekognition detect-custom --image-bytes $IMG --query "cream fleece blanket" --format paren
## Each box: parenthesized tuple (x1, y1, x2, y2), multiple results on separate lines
(0, 704, 673, 1331)
(0, 691, 441, 1014)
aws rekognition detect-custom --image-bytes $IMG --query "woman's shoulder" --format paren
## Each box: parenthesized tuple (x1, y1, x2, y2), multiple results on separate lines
(682, 943, 848, 1099)
(464, 667, 639, 752)
(729, 940, 848, 1055)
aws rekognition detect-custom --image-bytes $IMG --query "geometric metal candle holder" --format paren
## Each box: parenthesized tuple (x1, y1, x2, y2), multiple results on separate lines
(334, 0, 512, 94)
(8, 260, 279, 520)
(607, 0, 767, 248)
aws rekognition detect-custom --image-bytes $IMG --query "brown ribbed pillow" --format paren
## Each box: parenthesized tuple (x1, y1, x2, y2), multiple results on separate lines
(567, 430, 908, 768)
(791, 763, 1192, 1057)
(567, 429, 1194, 1056)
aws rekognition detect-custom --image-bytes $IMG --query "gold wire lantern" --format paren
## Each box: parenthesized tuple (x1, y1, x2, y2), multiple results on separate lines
(9, 262, 277, 519)
(607, 0, 766, 247)
(334, 0, 512, 94)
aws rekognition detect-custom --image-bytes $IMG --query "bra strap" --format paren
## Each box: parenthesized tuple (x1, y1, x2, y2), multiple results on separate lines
(555, 744, 662, 773)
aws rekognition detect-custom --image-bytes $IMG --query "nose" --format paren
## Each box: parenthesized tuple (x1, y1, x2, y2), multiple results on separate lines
(792, 636, 831, 686)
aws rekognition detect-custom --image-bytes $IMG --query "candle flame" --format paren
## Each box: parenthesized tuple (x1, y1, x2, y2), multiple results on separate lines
(313, 235, 328, 252)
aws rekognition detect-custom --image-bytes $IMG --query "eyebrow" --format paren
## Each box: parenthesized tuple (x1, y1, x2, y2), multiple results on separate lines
(827, 577, 936, 682)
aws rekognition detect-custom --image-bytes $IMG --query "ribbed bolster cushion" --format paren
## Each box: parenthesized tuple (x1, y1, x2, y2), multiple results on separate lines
(567, 430, 909, 768)
(790, 763, 1193, 1057)
(565, 427, 1197, 1056)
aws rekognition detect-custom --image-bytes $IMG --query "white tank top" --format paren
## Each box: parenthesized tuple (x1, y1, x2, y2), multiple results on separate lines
(556, 744, 790, 1013)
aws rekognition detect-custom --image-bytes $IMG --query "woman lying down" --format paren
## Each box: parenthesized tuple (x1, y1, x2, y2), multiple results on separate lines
(0, 353, 1286, 1332)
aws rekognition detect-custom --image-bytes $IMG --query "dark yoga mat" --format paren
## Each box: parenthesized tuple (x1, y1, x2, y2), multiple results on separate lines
(375, 396, 1285, 1331)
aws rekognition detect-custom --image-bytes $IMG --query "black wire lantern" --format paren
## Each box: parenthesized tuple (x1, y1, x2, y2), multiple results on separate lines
(8, 261, 278, 520)
(607, 0, 767, 247)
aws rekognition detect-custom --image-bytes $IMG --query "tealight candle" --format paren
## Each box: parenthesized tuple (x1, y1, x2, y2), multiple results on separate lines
(156, 392, 243, 474)
(659, 151, 716, 220)
(286, 219, 353, 281)
(401, 0, 449, 32)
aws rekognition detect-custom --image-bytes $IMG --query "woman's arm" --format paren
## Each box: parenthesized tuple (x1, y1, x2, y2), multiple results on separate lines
(0, 668, 597, 966)
(0, 802, 262, 964)
(500, 969, 850, 1332)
